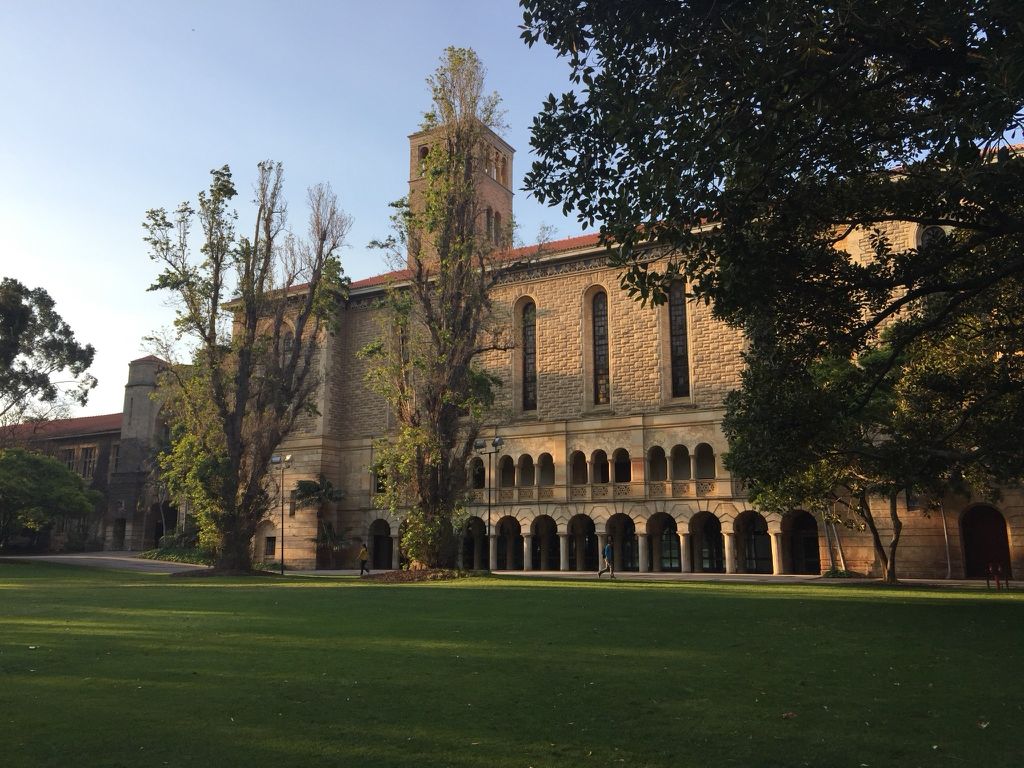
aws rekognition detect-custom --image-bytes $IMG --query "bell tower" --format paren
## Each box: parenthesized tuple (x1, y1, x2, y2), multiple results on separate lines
(407, 124, 514, 268)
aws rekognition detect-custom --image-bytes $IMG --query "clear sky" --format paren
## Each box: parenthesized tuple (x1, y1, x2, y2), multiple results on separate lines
(0, 0, 581, 417)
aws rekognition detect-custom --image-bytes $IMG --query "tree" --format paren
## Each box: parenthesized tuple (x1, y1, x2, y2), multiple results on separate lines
(362, 47, 509, 567)
(0, 448, 101, 550)
(145, 162, 350, 572)
(294, 473, 347, 568)
(0, 277, 96, 439)
(523, 2, 1024, 579)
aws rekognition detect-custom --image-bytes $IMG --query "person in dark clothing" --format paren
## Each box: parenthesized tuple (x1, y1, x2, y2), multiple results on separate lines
(358, 544, 370, 575)
(597, 540, 614, 578)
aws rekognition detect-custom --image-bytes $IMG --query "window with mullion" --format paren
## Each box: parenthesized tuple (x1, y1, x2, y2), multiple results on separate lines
(522, 302, 537, 411)
(669, 281, 690, 397)
(593, 292, 610, 405)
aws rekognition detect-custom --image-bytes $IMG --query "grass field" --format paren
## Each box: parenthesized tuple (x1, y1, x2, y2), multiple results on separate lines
(1, 562, 1020, 768)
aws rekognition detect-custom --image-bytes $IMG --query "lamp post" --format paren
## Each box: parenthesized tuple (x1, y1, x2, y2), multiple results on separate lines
(473, 435, 503, 570)
(270, 453, 292, 575)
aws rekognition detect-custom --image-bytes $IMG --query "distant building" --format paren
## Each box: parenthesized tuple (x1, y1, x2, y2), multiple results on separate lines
(10, 355, 168, 551)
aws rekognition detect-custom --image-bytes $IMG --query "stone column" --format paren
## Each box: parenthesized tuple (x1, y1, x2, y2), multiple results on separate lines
(724, 532, 736, 574)
(638, 534, 649, 572)
(681, 532, 692, 572)
(523, 533, 533, 571)
(559, 533, 569, 571)
(391, 535, 400, 570)
(489, 534, 498, 571)
(771, 531, 784, 575)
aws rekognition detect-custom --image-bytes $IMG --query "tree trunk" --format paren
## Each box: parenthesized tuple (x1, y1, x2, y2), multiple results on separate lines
(856, 490, 894, 583)
(216, 521, 254, 572)
(885, 491, 903, 585)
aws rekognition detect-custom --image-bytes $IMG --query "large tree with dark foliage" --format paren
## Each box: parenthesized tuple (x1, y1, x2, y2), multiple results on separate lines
(0, 278, 95, 435)
(522, 1, 1024, 580)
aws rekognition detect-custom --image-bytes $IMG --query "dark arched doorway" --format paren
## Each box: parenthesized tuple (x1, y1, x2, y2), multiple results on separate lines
(462, 516, 487, 570)
(961, 505, 1012, 578)
(495, 516, 524, 570)
(568, 514, 598, 571)
(531, 515, 559, 570)
(607, 513, 638, 571)
(735, 511, 772, 574)
(689, 512, 724, 573)
(783, 510, 821, 575)
(369, 519, 393, 570)
(648, 512, 681, 572)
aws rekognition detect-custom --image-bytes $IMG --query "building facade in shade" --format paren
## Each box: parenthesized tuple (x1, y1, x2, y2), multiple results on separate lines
(261, 124, 1021, 580)
(7, 355, 169, 551)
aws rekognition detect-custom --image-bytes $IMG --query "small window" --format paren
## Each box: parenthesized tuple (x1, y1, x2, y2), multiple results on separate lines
(110, 443, 120, 473)
(668, 281, 690, 397)
(57, 448, 75, 471)
(81, 446, 97, 480)
(919, 225, 946, 248)
(264, 537, 277, 557)
(374, 469, 387, 494)
(418, 145, 429, 175)
(493, 212, 502, 246)
(522, 302, 537, 411)
(289, 489, 297, 517)
(592, 292, 610, 405)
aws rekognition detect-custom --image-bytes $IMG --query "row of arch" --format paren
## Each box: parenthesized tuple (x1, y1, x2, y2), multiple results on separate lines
(363, 504, 1014, 578)
(469, 444, 718, 488)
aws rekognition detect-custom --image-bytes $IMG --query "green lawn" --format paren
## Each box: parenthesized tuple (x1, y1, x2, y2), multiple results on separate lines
(0, 563, 1020, 768)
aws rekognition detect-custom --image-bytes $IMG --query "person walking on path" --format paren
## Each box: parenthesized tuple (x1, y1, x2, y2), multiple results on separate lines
(358, 544, 370, 576)
(597, 540, 614, 578)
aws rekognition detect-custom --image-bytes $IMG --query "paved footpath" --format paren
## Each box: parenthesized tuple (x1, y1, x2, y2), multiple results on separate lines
(0, 551, 210, 574)
(0, 553, 1006, 589)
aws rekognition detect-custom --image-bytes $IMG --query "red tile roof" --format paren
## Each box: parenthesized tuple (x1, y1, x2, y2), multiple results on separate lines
(8, 412, 123, 442)
(349, 232, 605, 291)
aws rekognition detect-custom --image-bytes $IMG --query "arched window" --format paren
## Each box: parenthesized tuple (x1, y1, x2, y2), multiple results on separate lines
(469, 457, 485, 489)
(498, 455, 515, 487)
(612, 449, 631, 483)
(694, 443, 716, 479)
(537, 454, 555, 486)
(418, 145, 429, 176)
(493, 212, 503, 245)
(522, 301, 537, 411)
(671, 445, 691, 479)
(485, 208, 494, 240)
(648, 447, 667, 481)
(500, 155, 509, 186)
(669, 281, 690, 397)
(570, 451, 588, 485)
(281, 330, 294, 365)
(591, 449, 610, 484)
(592, 291, 610, 405)
(517, 455, 535, 486)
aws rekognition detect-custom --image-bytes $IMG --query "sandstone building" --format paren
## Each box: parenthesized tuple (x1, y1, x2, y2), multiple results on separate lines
(259, 125, 1020, 580)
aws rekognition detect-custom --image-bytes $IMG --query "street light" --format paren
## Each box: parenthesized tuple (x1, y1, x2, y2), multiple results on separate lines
(270, 453, 292, 575)
(473, 435, 503, 570)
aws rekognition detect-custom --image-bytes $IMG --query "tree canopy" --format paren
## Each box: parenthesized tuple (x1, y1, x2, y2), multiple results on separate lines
(522, 1, 1024, 580)
(0, 277, 96, 432)
(0, 448, 101, 550)
(145, 162, 350, 571)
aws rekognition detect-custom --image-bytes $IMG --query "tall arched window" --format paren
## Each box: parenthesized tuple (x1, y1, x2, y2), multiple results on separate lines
(522, 301, 537, 411)
(493, 212, 503, 245)
(592, 291, 610, 405)
(669, 281, 690, 397)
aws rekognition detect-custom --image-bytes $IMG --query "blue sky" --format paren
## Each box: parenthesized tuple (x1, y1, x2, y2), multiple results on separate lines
(0, 1, 581, 416)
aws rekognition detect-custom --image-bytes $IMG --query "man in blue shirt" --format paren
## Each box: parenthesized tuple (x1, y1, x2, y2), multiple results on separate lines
(597, 539, 614, 578)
